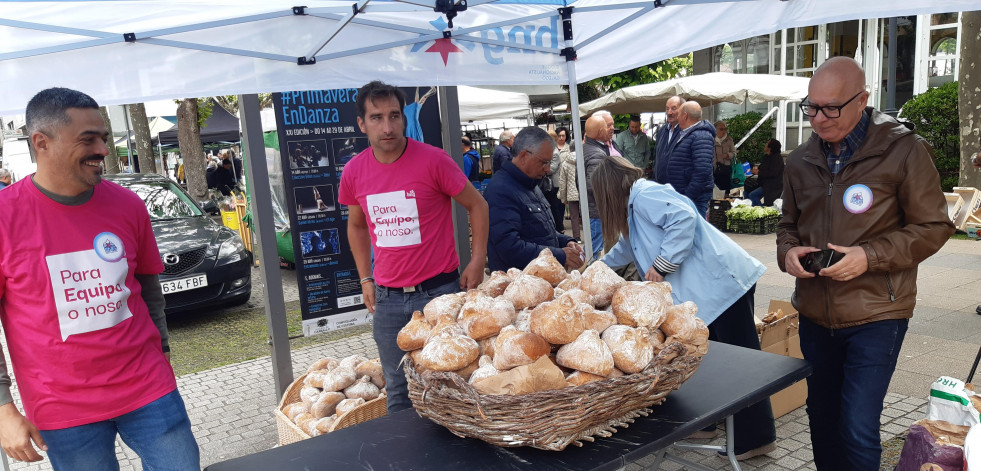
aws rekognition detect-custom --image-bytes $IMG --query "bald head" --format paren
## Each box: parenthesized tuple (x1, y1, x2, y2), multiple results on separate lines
(585, 115, 607, 140)
(678, 101, 702, 130)
(806, 57, 869, 146)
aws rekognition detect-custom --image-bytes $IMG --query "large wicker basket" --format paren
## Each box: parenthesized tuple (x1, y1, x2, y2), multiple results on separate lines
(404, 342, 702, 451)
(274, 373, 388, 445)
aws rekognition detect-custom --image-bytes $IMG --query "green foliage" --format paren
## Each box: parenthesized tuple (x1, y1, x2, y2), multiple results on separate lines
(899, 81, 959, 191)
(578, 54, 694, 128)
(725, 112, 774, 166)
(196, 99, 213, 129)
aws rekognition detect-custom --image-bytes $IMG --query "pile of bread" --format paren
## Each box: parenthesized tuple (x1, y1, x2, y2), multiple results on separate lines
(281, 354, 386, 437)
(398, 249, 709, 395)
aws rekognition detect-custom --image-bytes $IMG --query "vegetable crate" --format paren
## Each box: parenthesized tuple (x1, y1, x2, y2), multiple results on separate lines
(728, 214, 780, 234)
(708, 200, 731, 232)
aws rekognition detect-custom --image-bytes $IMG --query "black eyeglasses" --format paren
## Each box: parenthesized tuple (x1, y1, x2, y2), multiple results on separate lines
(799, 90, 865, 119)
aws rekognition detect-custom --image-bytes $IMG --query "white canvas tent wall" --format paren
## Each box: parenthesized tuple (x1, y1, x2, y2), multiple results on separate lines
(458, 86, 531, 121)
(0, 0, 973, 397)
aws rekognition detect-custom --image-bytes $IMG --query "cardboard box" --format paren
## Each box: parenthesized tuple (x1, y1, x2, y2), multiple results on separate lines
(968, 223, 981, 240)
(758, 300, 807, 418)
(945, 193, 965, 224)
(952, 188, 981, 231)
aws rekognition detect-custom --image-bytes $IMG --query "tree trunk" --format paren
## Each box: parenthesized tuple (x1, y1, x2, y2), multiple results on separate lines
(98, 106, 121, 175)
(130, 103, 157, 174)
(178, 99, 208, 202)
(958, 11, 981, 189)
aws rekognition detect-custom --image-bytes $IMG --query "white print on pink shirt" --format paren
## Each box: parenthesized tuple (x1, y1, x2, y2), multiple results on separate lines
(45, 232, 132, 341)
(366, 190, 422, 248)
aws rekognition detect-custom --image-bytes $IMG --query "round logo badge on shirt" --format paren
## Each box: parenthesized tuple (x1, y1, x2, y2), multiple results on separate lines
(93, 232, 125, 263)
(843, 184, 873, 214)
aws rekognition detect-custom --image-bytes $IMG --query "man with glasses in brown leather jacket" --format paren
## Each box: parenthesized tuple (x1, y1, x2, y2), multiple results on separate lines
(777, 57, 954, 471)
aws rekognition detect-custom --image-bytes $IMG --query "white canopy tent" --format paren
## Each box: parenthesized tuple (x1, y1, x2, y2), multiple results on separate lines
(0, 0, 973, 396)
(458, 85, 531, 121)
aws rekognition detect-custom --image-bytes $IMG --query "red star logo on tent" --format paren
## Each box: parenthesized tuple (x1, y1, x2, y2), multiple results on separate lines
(426, 38, 462, 66)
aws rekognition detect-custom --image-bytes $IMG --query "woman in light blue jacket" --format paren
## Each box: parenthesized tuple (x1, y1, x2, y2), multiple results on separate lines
(592, 156, 776, 461)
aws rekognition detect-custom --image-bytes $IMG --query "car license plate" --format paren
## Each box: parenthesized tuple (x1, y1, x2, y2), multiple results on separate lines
(160, 274, 208, 294)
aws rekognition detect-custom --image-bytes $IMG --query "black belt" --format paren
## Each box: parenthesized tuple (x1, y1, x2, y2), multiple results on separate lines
(381, 270, 459, 293)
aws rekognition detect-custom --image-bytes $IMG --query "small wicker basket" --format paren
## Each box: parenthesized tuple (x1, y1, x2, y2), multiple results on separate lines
(274, 373, 388, 445)
(404, 342, 702, 451)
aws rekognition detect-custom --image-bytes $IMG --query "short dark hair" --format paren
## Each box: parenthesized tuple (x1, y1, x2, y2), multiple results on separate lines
(462, 136, 472, 147)
(555, 126, 570, 139)
(767, 139, 782, 155)
(222, 159, 232, 166)
(629, 115, 641, 123)
(25, 87, 99, 136)
(356, 81, 406, 120)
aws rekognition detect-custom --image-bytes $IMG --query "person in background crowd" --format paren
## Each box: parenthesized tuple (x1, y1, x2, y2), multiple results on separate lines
(492, 131, 514, 173)
(594, 155, 776, 461)
(339, 80, 488, 414)
(214, 158, 237, 196)
(615, 115, 652, 174)
(778, 57, 953, 470)
(461, 136, 481, 182)
(713, 120, 736, 197)
(654, 101, 715, 216)
(485, 126, 584, 272)
(557, 126, 581, 241)
(653, 96, 685, 180)
(545, 130, 565, 233)
(582, 115, 611, 259)
(0, 170, 10, 189)
(593, 110, 622, 158)
(750, 139, 785, 207)
(0, 87, 198, 470)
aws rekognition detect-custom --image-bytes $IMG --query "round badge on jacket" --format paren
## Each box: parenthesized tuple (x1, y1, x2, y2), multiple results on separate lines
(93, 232, 126, 263)
(843, 184, 873, 214)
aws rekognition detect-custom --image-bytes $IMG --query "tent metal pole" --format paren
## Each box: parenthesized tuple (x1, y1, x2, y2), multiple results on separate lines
(438, 86, 472, 270)
(565, 50, 592, 260)
(238, 93, 294, 398)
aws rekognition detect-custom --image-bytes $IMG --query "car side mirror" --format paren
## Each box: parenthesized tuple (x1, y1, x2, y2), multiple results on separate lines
(200, 200, 219, 215)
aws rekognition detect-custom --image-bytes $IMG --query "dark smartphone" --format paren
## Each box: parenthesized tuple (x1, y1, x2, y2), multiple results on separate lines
(802, 249, 844, 275)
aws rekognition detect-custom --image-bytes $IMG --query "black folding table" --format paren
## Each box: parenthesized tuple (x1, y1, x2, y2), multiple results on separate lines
(205, 342, 811, 471)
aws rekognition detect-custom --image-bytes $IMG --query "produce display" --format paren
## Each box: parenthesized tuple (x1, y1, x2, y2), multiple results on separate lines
(279, 355, 386, 438)
(398, 248, 709, 395)
(725, 205, 780, 222)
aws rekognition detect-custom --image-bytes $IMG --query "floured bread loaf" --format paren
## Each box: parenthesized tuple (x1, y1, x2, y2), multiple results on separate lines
(611, 282, 669, 329)
(502, 273, 553, 310)
(424, 292, 466, 325)
(581, 303, 617, 334)
(426, 318, 466, 343)
(524, 248, 567, 287)
(529, 296, 584, 345)
(556, 329, 615, 377)
(478, 271, 511, 297)
(557, 288, 591, 307)
(556, 270, 581, 292)
(338, 354, 368, 371)
(397, 311, 432, 351)
(493, 325, 551, 370)
(566, 370, 606, 386)
(454, 357, 481, 380)
(418, 332, 479, 371)
(335, 398, 365, 416)
(459, 291, 516, 340)
(580, 262, 626, 308)
(477, 335, 497, 358)
(468, 355, 499, 384)
(310, 391, 345, 418)
(506, 268, 522, 281)
(661, 301, 699, 342)
(354, 359, 385, 388)
(602, 325, 655, 374)
(321, 365, 357, 392)
(306, 357, 339, 373)
(513, 309, 532, 332)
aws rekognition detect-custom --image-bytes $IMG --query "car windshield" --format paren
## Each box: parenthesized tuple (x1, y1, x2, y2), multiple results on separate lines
(121, 181, 203, 220)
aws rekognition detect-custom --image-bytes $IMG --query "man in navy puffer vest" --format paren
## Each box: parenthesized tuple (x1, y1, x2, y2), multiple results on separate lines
(654, 101, 716, 216)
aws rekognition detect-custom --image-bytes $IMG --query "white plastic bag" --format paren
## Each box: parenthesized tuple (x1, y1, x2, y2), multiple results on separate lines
(925, 376, 981, 427)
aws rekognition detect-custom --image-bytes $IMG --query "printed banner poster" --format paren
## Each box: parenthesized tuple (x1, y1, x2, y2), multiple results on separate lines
(273, 87, 444, 336)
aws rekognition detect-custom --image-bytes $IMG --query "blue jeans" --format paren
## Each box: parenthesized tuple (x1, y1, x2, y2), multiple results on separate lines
(748, 187, 764, 206)
(589, 218, 604, 258)
(374, 276, 461, 413)
(799, 316, 908, 471)
(39, 389, 199, 471)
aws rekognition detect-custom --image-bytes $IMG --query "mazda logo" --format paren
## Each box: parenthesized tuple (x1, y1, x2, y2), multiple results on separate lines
(163, 254, 180, 266)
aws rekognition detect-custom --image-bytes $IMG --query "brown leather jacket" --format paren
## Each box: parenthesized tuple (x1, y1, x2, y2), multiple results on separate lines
(776, 108, 954, 329)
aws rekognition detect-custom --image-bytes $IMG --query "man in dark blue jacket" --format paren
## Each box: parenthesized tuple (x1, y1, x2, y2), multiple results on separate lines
(654, 101, 716, 216)
(485, 126, 585, 272)
(491, 131, 514, 173)
(653, 96, 685, 178)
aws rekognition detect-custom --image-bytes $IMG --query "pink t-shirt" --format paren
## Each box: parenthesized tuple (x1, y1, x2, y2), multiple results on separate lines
(338, 138, 467, 287)
(0, 179, 176, 430)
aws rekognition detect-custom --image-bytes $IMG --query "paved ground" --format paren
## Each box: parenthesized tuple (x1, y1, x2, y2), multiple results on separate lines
(5, 232, 981, 470)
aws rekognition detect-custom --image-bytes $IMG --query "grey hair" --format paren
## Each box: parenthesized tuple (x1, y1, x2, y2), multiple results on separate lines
(512, 126, 555, 156)
(25, 87, 99, 137)
(499, 130, 515, 142)
(0, 169, 10, 180)
(594, 110, 613, 119)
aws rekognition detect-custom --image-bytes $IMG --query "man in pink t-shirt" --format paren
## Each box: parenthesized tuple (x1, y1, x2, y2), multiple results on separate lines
(338, 81, 488, 413)
(0, 88, 198, 470)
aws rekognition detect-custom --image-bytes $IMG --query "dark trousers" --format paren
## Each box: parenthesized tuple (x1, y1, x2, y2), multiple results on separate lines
(799, 315, 908, 471)
(545, 187, 564, 232)
(567, 201, 582, 241)
(708, 284, 776, 453)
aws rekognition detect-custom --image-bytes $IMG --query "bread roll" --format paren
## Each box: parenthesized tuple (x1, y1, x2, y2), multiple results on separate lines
(529, 296, 585, 345)
(557, 288, 591, 307)
(314, 416, 337, 434)
(602, 325, 655, 374)
(513, 309, 532, 333)
(646, 281, 674, 305)
(502, 273, 553, 311)
(304, 370, 327, 388)
(523, 248, 567, 286)
(355, 358, 385, 389)
(556, 329, 615, 377)
(468, 355, 499, 384)
(310, 391, 345, 418)
(506, 268, 522, 281)
(493, 325, 552, 370)
(300, 386, 321, 407)
(661, 301, 699, 342)
(426, 318, 466, 343)
(284, 402, 309, 421)
(651, 329, 666, 344)
(321, 365, 357, 392)
(418, 333, 480, 371)
(459, 291, 516, 340)
(338, 354, 369, 371)
(344, 376, 381, 401)
(295, 412, 315, 431)
(566, 370, 606, 386)
(306, 357, 339, 373)
(423, 292, 466, 325)
(556, 270, 581, 292)
(611, 282, 669, 329)
(478, 271, 511, 297)
(397, 311, 432, 351)
(336, 398, 366, 416)
(477, 336, 497, 359)
(581, 303, 617, 334)
(580, 261, 626, 308)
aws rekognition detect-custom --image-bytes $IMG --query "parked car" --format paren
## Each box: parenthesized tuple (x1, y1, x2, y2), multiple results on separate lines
(104, 174, 251, 313)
